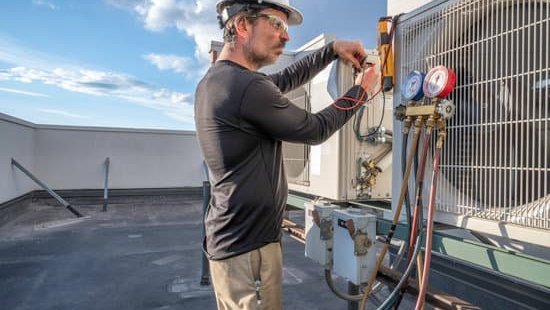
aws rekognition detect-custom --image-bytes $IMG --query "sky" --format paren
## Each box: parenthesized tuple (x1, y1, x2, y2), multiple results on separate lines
(0, 0, 387, 130)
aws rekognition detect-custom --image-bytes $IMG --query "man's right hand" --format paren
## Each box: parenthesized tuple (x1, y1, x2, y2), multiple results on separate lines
(355, 65, 380, 97)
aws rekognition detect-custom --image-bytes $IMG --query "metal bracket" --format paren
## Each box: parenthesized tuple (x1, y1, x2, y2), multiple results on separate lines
(319, 219, 333, 240)
(353, 231, 372, 256)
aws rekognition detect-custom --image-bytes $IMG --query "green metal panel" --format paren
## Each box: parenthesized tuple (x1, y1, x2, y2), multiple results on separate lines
(286, 190, 550, 288)
(377, 219, 550, 288)
(286, 193, 311, 210)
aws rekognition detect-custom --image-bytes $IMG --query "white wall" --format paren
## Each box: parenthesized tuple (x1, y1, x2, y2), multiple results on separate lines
(388, 0, 434, 15)
(1, 115, 37, 203)
(1, 113, 204, 204)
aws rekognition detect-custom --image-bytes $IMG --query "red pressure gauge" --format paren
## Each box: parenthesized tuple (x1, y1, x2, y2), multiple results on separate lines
(423, 66, 456, 98)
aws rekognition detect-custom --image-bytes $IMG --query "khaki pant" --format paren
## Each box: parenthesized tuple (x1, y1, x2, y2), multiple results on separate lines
(209, 242, 283, 310)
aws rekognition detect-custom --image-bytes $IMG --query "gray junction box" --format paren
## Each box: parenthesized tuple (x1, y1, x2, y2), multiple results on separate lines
(304, 201, 338, 268)
(332, 208, 377, 285)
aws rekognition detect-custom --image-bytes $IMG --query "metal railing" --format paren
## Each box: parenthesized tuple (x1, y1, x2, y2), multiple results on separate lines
(11, 158, 83, 217)
(103, 157, 110, 212)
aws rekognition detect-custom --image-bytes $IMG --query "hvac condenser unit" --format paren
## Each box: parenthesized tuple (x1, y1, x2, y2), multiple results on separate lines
(393, 0, 549, 245)
(211, 35, 394, 201)
(282, 35, 394, 201)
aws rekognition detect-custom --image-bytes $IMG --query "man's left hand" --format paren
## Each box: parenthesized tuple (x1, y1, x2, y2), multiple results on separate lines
(333, 40, 367, 69)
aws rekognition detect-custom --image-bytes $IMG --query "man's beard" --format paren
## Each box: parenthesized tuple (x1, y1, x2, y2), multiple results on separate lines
(244, 38, 285, 69)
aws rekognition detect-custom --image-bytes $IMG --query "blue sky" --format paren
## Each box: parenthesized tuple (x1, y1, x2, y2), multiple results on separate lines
(0, 0, 386, 130)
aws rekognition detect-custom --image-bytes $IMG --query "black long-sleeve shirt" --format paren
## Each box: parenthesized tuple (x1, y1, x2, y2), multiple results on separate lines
(195, 42, 365, 260)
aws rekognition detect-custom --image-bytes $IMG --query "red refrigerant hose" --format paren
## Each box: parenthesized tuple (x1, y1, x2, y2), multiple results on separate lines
(414, 130, 445, 310)
(408, 127, 433, 261)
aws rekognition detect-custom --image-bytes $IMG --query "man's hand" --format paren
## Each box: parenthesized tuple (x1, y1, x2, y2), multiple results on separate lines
(355, 65, 380, 96)
(333, 40, 367, 69)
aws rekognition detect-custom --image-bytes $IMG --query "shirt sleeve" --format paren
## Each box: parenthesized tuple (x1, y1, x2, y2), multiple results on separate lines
(268, 42, 337, 94)
(240, 77, 366, 145)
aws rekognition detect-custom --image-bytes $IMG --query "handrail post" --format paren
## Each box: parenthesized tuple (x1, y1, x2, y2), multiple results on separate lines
(200, 161, 211, 286)
(103, 157, 110, 212)
(11, 158, 83, 218)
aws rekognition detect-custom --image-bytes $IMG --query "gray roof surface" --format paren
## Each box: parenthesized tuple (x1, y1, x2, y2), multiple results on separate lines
(0, 194, 418, 310)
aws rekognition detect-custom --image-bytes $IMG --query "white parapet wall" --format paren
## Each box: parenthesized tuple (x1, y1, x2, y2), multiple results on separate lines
(388, 0, 434, 15)
(1, 112, 204, 204)
(1, 114, 37, 203)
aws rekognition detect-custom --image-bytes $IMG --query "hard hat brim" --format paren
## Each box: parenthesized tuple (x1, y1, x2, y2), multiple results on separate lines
(271, 2, 303, 25)
(216, 1, 303, 26)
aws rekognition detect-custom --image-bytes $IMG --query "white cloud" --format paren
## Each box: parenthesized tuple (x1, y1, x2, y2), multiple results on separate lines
(108, 0, 221, 67)
(32, 0, 57, 10)
(0, 36, 82, 70)
(1, 66, 194, 121)
(144, 53, 201, 79)
(0, 87, 49, 97)
(0, 25, 196, 125)
(38, 109, 89, 119)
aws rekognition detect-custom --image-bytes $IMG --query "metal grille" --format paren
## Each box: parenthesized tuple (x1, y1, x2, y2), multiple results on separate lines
(283, 84, 311, 186)
(396, 0, 549, 229)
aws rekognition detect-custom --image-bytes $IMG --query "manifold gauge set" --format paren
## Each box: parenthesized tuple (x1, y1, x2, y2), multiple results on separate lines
(401, 66, 456, 101)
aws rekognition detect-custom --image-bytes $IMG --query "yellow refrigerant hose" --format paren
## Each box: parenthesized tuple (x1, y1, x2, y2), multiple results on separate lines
(359, 116, 423, 309)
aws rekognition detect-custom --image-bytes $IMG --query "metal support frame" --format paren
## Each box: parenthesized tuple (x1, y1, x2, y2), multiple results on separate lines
(347, 283, 359, 310)
(286, 192, 313, 210)
(102, 157, 110, 212)
(286, 193, 550, 308)
(376, 219, 550, 289)
(281, 216, 480, 309)
(377, 219, 550, 309)
(11, 158, 83, 218)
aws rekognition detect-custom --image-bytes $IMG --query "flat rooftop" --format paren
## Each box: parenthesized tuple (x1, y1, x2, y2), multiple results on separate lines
(0, 192, 420, 310)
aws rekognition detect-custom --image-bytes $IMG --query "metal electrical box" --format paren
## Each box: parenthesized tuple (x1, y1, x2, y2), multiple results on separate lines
(304, 200, 338, 268)
(332, 208, 377, 285)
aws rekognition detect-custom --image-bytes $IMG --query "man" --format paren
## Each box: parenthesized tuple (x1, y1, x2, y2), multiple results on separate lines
(195, 0, 378, 309)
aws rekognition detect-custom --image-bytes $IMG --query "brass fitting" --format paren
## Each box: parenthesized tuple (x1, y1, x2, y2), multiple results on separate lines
(436, 130, 447, 149)
(436, 118, 446, 130)
(413, 116, 424, 131)
(426, 115, 436, 128)
(403, 116, 413, 134)
(361, 160, 376, 170)
(367, 176, 377, 187)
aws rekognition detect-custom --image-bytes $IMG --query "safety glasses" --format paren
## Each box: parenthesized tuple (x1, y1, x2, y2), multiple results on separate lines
(248, 13, 288, 33)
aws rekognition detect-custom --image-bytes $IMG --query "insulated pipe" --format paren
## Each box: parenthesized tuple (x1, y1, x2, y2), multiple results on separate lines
(372, 144, 392, 164)
(324, 236, 414, 306)
(414, 129, 446, 310)
(359, 118, 423, 309)
(374, 149, 393, 172)
(325, 269, 364, 302)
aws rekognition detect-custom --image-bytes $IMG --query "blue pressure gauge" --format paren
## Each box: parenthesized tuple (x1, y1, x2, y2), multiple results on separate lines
(401, 71, 426, 101)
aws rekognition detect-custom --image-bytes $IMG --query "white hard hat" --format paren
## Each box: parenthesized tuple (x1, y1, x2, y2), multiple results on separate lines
(216, 0, 303, 26)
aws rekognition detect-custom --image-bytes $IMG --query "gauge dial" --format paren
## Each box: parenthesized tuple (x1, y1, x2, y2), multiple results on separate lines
(423, 66, 456, 98)
(401, 71, 425, 101)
